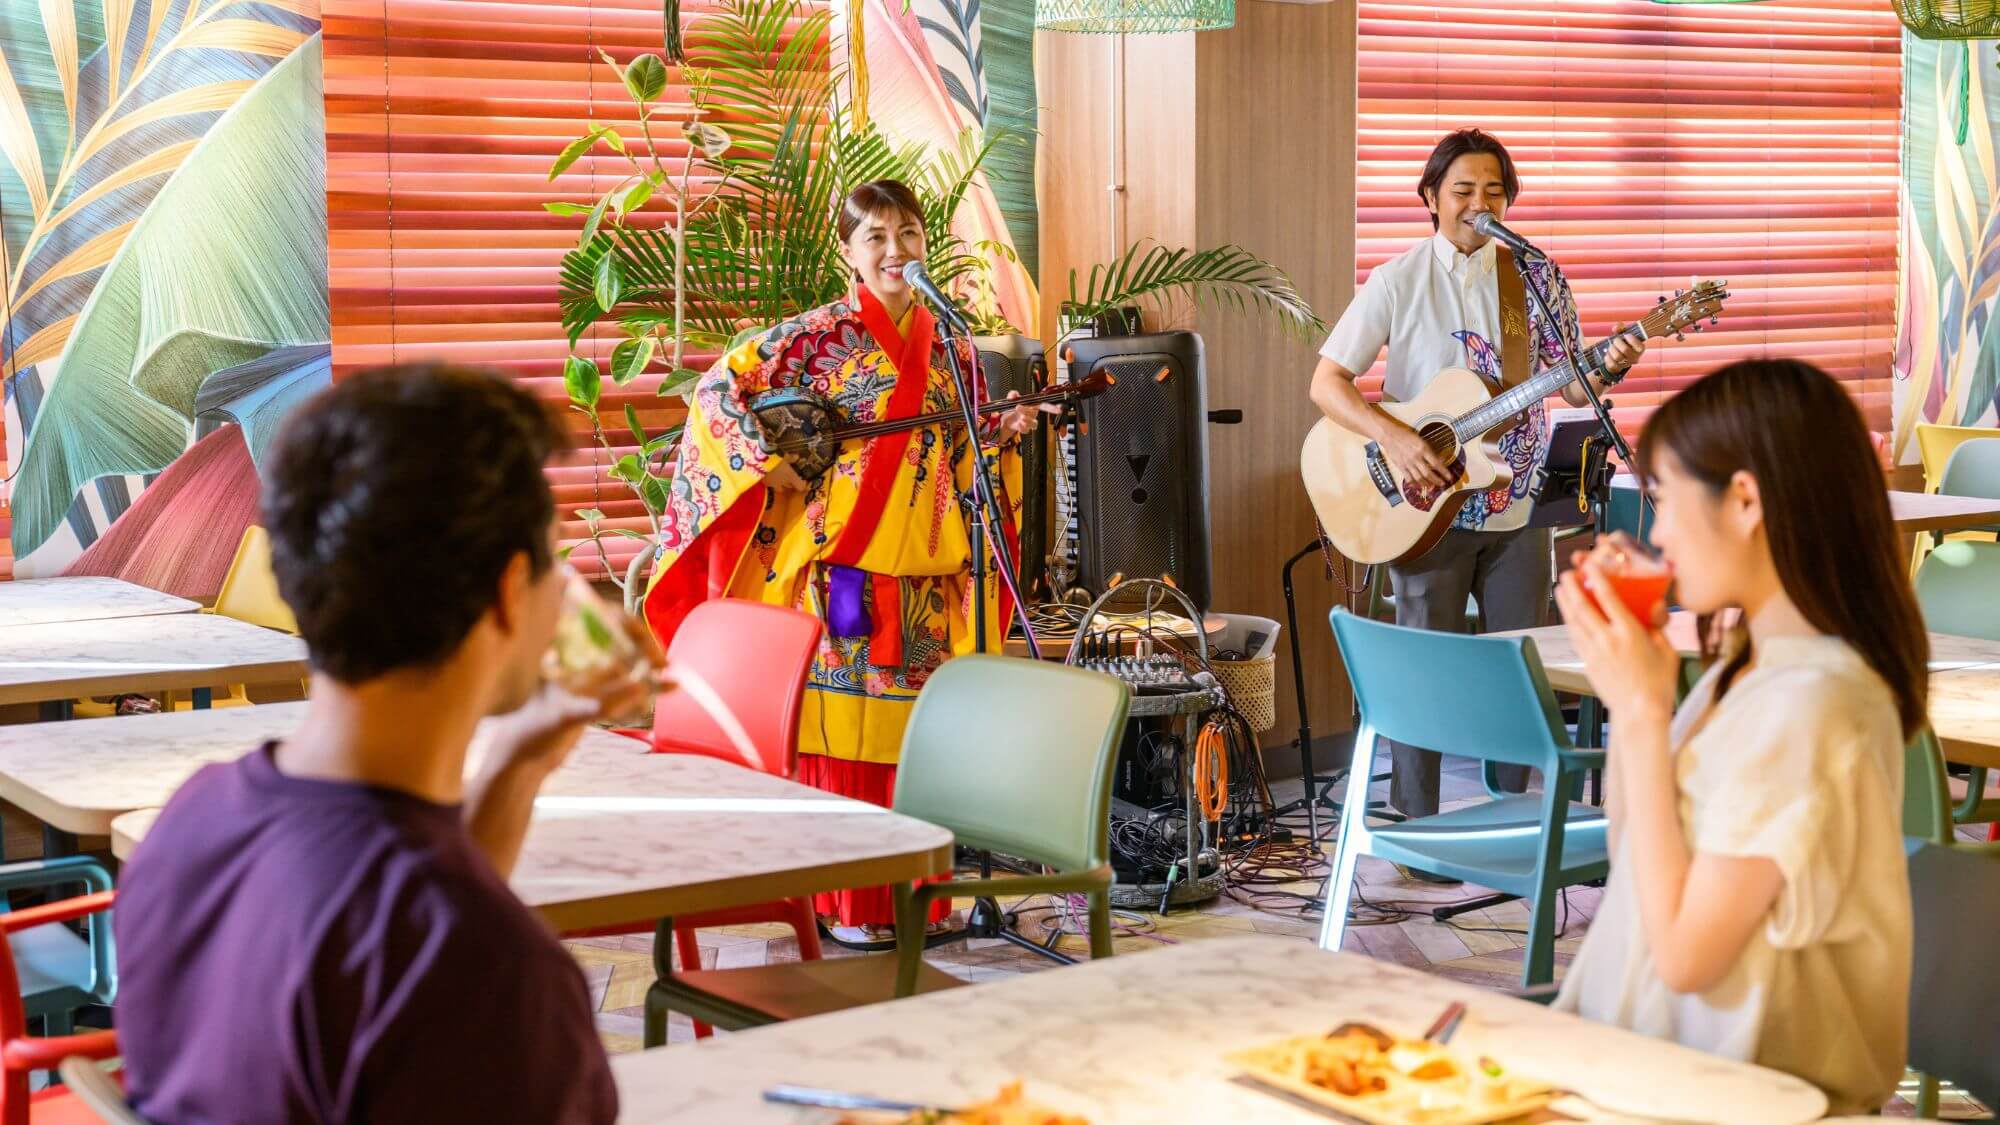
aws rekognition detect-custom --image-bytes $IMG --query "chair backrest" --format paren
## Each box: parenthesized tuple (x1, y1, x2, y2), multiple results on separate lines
(893, 655, 1129, 874)
(1329, 608, 1570, 771)
(1915, 540, 2000, 643)
(1919, 424, 2000, 494)
(213, 525, 298, 634)
(1903, 729, 1953, 846)
(649, 599, 821, 777)
(1938, 434, 2000, 500)
(1908, 840, 2000, 1112)
(1605, 479, 1656, 546)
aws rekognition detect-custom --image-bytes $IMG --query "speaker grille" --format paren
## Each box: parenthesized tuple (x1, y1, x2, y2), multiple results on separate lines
(1070, 333, 1210, 612)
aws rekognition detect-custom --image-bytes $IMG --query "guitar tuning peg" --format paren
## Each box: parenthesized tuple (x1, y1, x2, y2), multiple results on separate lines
(1658, 295, 1667, 304)
(1675, 331, 1686, 342)
(1674, 288, 1685, 298)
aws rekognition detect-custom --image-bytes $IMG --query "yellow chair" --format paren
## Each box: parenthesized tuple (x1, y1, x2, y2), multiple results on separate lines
(167, 526, 301, 710)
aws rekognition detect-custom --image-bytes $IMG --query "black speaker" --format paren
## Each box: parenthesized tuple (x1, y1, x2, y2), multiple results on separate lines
(972, 334, 1048, 598)
(1066, 331, 1212, 613)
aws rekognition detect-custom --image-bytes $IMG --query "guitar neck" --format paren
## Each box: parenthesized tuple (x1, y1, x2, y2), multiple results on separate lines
(1451, 327, 1640, 442)
(834, 382, 1071, 443)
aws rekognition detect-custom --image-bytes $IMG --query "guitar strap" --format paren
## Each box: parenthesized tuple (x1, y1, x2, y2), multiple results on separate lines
(1495, 251, 1532, 431)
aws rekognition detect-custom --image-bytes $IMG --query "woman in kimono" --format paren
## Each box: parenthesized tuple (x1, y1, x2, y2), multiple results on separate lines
(643, 179, 1046, 943)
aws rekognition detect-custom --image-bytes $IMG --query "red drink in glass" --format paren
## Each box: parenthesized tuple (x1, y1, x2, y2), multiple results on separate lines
(1583, 536, 1672, 623)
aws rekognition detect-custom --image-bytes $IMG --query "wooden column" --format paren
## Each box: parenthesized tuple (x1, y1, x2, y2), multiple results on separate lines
(1037, 1, 1359, 760)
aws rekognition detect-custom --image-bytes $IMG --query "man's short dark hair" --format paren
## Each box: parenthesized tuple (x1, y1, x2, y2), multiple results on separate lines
(264, 363, 567, 684)
(1417, 128, 1521, 230)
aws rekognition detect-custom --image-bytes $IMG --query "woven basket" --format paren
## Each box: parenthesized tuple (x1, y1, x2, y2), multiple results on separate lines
(1212, 650, 1277, 733)
(1893, 0, 2000, 39)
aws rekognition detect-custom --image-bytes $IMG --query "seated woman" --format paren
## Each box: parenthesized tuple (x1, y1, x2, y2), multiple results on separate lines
(643, 179, 1044, 945)
(1552, 357, 1925, 1115)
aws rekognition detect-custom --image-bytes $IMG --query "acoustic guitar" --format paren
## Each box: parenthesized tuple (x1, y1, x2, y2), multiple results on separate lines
(1301, 281, 1729, 565)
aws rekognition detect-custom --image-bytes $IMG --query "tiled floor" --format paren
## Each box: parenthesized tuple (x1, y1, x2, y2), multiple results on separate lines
(566, 758, 1995, 1119)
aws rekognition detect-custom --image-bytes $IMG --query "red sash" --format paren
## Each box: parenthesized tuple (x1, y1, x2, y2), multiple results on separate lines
(822, 288, 936, 665)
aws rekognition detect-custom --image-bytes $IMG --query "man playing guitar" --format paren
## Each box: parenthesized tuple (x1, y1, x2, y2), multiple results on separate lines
(1306, 129, 1646, 839)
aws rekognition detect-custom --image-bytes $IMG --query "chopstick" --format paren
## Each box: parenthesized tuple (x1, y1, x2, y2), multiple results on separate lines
(1423, 1001, 1467, 1044)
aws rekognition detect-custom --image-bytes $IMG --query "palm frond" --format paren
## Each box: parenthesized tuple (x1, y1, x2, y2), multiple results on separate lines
(1064, 242, 1325, 340)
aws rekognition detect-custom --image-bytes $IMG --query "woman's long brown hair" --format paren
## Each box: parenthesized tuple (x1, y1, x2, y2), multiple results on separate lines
(1636, 358, 1929, 738)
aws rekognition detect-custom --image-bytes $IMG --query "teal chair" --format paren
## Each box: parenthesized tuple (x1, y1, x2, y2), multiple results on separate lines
(1318, 609, 1608, 988)
(1914, 540, 2000, 828)
(0, 857, 115, 1037)
(649, 655, 1130, 1033)
(1605, 476, 1656, 546)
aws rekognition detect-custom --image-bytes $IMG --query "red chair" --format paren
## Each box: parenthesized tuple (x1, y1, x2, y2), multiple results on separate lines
(0, 892, 120, 1125)
(580, 598, 825, 1040)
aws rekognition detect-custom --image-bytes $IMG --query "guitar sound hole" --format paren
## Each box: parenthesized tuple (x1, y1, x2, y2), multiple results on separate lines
(1418, 421, 1458, 463)
(1400, 422, 1468, 513)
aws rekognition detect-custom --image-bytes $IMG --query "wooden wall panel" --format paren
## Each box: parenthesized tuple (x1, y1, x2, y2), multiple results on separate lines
(1197, 0, 1359, 754)
(1037, 4, 1360, 753)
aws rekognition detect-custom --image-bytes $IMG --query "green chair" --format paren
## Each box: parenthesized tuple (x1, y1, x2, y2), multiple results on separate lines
(646, 655, 1130, 1037)
(1319, 609, 1608, 988)
(1904, 728, 1954, 847)
(1906, 839, 2000, 1118)
(1914, 540, 2000, 827)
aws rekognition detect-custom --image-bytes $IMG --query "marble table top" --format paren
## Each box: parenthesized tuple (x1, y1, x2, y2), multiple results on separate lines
(1492, 617, 2000, 766)
(1887, 490, 2000, 535)
(0, 578, 198, 628)
(0, 612, 308, 705)
(104, 709, 953, 932)
(0, 701, 312, 833)
(1497, 613, 2000, 695)
(1612, 475, 2000, 537)
(609, 935, 1828, 1124)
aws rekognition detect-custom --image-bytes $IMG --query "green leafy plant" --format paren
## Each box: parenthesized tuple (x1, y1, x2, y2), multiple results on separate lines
(1061, 242, 1324, 341)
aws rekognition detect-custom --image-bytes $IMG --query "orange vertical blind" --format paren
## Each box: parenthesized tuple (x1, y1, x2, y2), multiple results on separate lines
(323, 0, 825, 576)
(1354, 1, 1903, 433)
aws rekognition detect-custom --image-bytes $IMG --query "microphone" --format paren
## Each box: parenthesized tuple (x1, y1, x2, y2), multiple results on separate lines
(899, 261, 968, 329)
(1469, 213, 1546, 262)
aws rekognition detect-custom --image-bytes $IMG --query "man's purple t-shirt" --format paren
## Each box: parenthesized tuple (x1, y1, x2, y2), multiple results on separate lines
(114, 744, 617, 1124)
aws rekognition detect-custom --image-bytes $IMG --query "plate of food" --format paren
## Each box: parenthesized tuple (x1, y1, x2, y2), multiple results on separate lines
(1228, 1021, 1554, 1125)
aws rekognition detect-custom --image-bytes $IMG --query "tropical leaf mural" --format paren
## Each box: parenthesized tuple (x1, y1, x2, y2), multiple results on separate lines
(1896, 34, 2000, 464)
(194, 343, 331, 468)
(0, 3, 325, 568)
(978, 0, 1037, 281)
(841, 0, 1038, 331)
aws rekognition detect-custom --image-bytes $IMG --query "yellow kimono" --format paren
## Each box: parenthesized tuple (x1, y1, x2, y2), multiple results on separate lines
(643, 291, 1022, 781)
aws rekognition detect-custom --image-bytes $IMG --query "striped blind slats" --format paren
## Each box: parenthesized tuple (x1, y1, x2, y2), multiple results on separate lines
(327, 0, 827, 575)
(1355, 0, 1902, 435)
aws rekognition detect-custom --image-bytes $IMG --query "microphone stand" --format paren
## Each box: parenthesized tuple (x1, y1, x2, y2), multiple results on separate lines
(926, 298, 1075, 964)
(1513, 248, 1637, 478)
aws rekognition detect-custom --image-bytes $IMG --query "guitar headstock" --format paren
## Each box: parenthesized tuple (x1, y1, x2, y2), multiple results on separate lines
(1641, 279, 1729, 343)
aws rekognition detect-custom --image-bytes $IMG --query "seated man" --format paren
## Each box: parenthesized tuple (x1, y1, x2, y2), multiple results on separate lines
(115, 363, 656, 1124)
